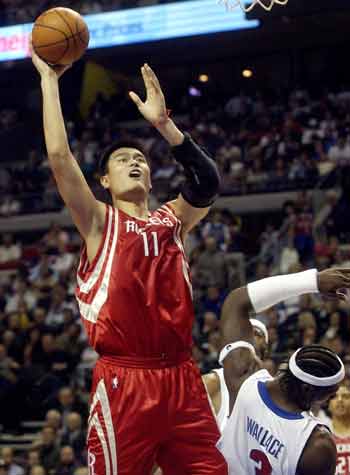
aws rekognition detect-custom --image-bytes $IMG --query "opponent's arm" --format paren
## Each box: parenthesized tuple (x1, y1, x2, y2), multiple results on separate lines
(129, 64, 219, 235)
(220, 287, 258, 399)
(297, 426, 337, 475)
(221, 268, 350, 399)
(32, 48, 104, 240)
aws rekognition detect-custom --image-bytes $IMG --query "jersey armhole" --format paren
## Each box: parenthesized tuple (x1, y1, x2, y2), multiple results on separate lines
(162, 202, 187, 245)
(78, 204, 111, 281)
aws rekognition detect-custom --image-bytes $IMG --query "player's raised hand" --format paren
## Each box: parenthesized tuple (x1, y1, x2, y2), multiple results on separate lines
(30, 36, 71, 80)
(318, 268, 350, 300)
(129, 63, 169, 127)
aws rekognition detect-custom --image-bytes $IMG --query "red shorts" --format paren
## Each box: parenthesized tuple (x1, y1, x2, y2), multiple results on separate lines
(87, 354, 227, 475)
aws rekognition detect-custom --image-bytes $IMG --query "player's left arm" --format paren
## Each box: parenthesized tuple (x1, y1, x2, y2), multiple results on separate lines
(129, 64, 220, 235)
(220, 287, 258, 398)
(168, 132, 220, 235)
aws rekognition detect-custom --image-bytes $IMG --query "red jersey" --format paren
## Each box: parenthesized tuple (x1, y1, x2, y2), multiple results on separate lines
(75, 203, 194, 358)
(334, 434, 350, 475)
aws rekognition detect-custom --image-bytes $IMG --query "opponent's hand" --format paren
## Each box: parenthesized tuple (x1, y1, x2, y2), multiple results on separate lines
(318, 268, 350, 300)
(30, 36, 71, 79)
(129, 63, 169, 127)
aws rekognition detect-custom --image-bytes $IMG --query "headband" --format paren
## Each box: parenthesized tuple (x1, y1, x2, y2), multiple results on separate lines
(219, 341, 256, 366)
(289, 348, 345, 387)
(250, 318, 269, 344)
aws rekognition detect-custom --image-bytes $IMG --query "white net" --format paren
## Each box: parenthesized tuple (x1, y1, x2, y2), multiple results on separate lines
(218, 0, 288, 12)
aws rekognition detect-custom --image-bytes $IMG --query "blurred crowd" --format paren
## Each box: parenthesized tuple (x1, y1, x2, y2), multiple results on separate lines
(0, 0, 185, 26)
(2, 85, 350, 216)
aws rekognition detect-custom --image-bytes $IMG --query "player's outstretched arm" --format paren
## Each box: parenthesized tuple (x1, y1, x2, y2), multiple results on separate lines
(296, 426, 337, 475)
(129, 64, 220, 235)
(32, 46, 104, 240)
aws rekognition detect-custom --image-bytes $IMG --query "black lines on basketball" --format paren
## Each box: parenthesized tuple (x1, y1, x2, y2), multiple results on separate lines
(76, 17, 90, 48)
(54, 8, 78, 63)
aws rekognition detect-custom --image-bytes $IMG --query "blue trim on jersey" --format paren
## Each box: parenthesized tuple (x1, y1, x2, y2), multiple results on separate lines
(258, 381, 304, 420)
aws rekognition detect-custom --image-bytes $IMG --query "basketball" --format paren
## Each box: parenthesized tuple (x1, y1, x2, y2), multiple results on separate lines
(32, 7, 90, 66)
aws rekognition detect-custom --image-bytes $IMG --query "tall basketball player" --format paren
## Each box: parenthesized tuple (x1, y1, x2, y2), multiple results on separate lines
(329, 385, 350, 475)
(218, 267, 350, 475)
(31, 50, 227, 474)
(203, 318, 268, 433)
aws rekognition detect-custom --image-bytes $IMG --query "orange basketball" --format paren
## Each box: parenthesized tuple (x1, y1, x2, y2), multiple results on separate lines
(32, 7, 90, 66)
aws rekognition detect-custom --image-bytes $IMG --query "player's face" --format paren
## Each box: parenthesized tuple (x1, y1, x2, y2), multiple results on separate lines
(101, 147, 151, 201)
(253, 328, 268, 360)
(329, 386, 350, 418)
(312, 384, 339, 407)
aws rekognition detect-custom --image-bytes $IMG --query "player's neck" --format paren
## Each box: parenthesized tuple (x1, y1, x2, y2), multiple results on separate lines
(266, 379, 304, 414)
(114, 198, 149, 221)
(332, 417, 350, 437)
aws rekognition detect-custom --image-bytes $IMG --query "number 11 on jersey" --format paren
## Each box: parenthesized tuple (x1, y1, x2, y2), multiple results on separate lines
(141, 232, 159, 257)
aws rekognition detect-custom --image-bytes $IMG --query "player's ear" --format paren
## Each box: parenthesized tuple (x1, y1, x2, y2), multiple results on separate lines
(100, 174, 110, 190)
(301, 383, 314, 405)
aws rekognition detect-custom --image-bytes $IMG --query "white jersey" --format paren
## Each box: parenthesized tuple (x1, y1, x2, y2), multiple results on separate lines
(212, 368, 230, 433)
(217, 369, 323, 475)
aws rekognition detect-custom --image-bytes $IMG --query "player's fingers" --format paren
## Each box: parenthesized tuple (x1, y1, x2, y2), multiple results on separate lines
(141, 65, 154, 95)
(129, 91, 143, 108)
(150, 78, 162, 96)
(145, 64, 161, 90)
(336, 267, 350, 274)
(54, 64, 72, 78)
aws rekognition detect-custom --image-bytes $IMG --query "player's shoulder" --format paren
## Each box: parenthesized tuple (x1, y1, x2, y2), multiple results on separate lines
(151, 202, 179, 226)
(297, 425, 336, 475)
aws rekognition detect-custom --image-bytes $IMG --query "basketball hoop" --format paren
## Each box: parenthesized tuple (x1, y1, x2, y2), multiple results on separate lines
(218, 0, 288, 12)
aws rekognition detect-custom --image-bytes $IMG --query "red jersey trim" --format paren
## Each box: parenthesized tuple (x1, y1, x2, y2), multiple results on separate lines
(76, 207, 119, 324)
(78, 205, 112, 282)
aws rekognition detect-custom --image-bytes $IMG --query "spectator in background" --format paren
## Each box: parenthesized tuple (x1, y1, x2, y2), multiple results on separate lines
(73, 468, 87, 475)
(52, 387, 87, 428)
(32, 426, 60, 472)
(328, 385, 350, 475)
(293, 201, 314, 263)
(46, 284, 76, 328)
(26, 451, 41, 475)
(42, 223, 69, 251)
(61, 413, 85, 460)
(5, 279, 37, 314)
(45, 410, 62, 435)
(328, 133, 350, 165)
(0, 234, 21, 263)
(30, 467, 46, 475)
(29, 253, 58, 294)
(0, 447, 24, 475)
(56, 323, 85, 368)
(51, 241, 75, 276)
(0, 194, 21, 217)
(196, 237, 229, 289)
(201, 210, 231, 251)
(279, 229, 300, 273)
(54, 446, 78, 475)
(0, 342, 19, 380)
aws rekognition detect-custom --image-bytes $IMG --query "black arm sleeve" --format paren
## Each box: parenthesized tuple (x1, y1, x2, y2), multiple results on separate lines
(171, 132, 221, 208)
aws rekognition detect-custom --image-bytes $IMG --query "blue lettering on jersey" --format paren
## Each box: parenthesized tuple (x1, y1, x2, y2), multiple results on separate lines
(246, 417, 285, 460)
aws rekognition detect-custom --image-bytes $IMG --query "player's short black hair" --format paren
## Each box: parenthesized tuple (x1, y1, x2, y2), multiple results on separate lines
(279, 345, 343, 411)
(98, 139, 149, 175)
